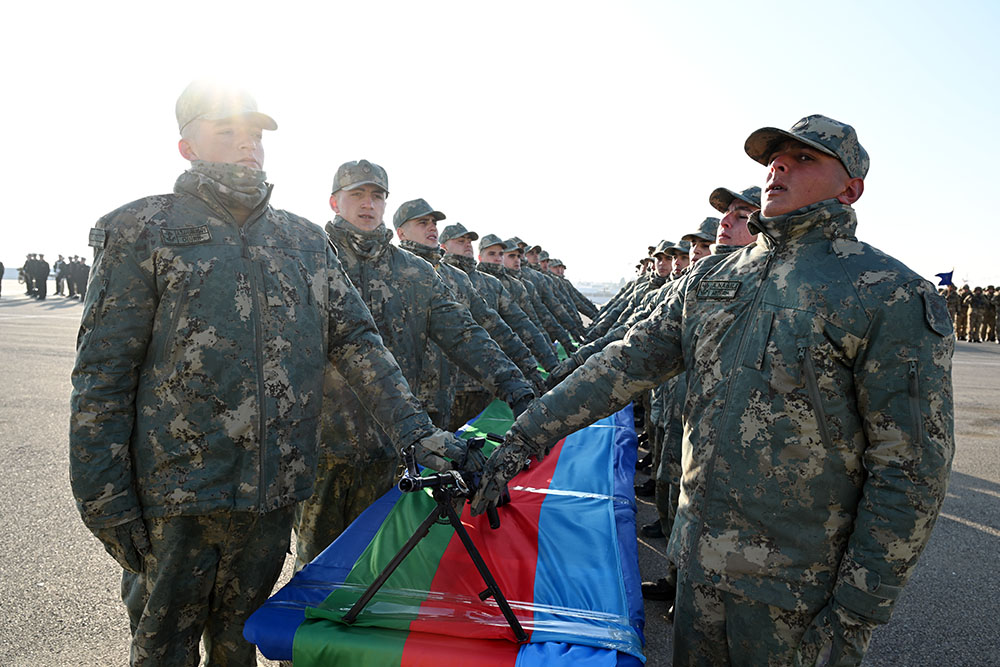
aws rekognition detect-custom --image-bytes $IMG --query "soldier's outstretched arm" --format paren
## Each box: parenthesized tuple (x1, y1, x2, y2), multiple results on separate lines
(472, 288, 686, 514)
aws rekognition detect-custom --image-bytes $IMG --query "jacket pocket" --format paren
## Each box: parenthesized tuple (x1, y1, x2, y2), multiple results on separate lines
(743, 310, 774, 370)
(800, 346, 835, 451)
(907, 359, 924, 446)
(160, 271, 194, 361)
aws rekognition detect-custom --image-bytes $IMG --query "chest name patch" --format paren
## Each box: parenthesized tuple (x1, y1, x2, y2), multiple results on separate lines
(161, 226, 212, 246)
(88, 227, 107, 249)
(697, 280, 742, 300)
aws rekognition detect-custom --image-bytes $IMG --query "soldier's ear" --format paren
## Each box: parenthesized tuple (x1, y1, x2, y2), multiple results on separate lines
(329, 195, 341, 214)
(837, 177, 864, 206)
(178, 138, 198, 162)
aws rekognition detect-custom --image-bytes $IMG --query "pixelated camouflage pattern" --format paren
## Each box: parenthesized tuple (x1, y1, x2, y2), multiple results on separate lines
(745, 115, 870, 179)
(684, 217, 720, 243)
(174, 79, 277, 133)
(331, 159, 389, 194)
(710, 185, 763, 214)
(392, 198, 446, 229)
(123, 508, 293, 665)
(478, 260, 558, 350)
(523, 261, 585, 337)
(478, 233, 504, 253)
(70, 174, 432, 529)
(511, 200, 954, 625)
(654, 240, 676, 256)
(509, 265, 576, 350)
(446, 253, 560, 371)
(400, 239, 537, 425)
(439, 222, 479, 244)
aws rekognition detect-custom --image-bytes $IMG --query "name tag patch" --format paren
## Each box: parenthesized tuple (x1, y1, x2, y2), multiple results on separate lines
(698, 280, 742, 300)
(88, 227, 107, 248)
(161, 225, 212, 246)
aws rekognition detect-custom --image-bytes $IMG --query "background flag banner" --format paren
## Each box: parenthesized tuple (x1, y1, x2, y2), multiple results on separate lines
(245, 400, 646, 665)
(935, 270, 955, 286)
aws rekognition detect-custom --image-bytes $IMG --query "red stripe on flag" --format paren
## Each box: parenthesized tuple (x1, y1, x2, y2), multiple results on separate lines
(403, 439, 567, 647)
(398, 629, 520, 666)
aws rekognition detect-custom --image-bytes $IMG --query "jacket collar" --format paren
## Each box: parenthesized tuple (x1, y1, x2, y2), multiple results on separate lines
(749, 199, 858, 251)
(326, 216, 394, 261)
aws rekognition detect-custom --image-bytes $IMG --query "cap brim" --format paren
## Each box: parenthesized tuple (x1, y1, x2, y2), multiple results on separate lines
(340, 180, 388, 193)
(744, 127, 838, 166)
(709, 187, 736, 214)
(527, 244, 542, 253)
(199, 110, 278, 131)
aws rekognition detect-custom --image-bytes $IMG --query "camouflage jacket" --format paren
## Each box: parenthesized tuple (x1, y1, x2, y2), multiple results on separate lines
(554, 273, 599, 320)
(523, 263, 584, 335)
(509, 267, 575, 350)
(70, 175, 433, 528)
(477, 261, 553, 346)
(514, 200, 955, 622)
(443, 253, 559, 371)
(587, 275, 653, 340)
(324, 218, 531, 460)
(963, 292, 987, 313)
(400, 240, 536, 418)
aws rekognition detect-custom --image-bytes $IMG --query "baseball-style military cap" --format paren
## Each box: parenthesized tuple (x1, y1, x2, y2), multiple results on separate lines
(176, 80, 277, 133)
(525, 243, 542, 254)
(745, 115, 869, 179)
(653, 240, 676, 257)
(393, 198, 445, 229)
(439, 223, 478, 244)
(538, 250, 550, 262)
(550, 258, 565, 268)
(478, 233, 505, 254)
(709, 185, 762, 213)
(502, 238, 524, 254)
(682, 217, 720, 243)
(667, 240, 692, 255)
(511, 237, 527, 248)
(332, 159, 389, 195)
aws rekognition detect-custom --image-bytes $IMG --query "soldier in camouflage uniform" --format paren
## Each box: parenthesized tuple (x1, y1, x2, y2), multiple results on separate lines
(965, 286, 987, 342)
(522, 243, 587, 338)
(944, 284, 961, 333)
(393, 199, 544, 429)
(956, 285, 971, 340)
(502, 238, 578, 352)
(69, 81, 473, 666)
(983, 286, 996, 342)
(441, 223, 559, 426)
(474, 115, 954, 666)
(295, 165, 535, 568)
(682, 217, 720, 264)
(542, 252, 599, 321)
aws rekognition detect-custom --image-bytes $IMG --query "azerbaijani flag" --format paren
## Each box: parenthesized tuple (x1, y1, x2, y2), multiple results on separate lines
(245, 400, 645, 665)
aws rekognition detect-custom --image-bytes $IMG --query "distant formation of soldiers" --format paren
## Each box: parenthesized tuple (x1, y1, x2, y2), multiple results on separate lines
(16, 253, 89, 300)
(943, 283, 999, 343)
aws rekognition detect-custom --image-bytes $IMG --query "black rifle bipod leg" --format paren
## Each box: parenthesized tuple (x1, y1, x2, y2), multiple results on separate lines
(440, 494, 528, 642)
(341, 500, 444, 625)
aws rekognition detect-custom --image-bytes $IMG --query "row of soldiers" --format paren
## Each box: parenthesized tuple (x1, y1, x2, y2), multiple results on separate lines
(17, 254, 90, 300)
(68, 80, 598, 665)
(944, 283, 999, 342)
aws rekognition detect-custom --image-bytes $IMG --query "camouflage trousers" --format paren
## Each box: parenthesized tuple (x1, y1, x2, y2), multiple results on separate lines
(448, 389, 494, 432)
(982, 313, 996, 342)
(672, 572, 871, 667)
(294, 456, 398, 569)
(955, 310, 967, 339)
(969, 311, 984, 341)
(121, 508, 294, 666)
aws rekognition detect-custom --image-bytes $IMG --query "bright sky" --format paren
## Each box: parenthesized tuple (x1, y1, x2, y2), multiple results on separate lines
(3, 0, 998, 287)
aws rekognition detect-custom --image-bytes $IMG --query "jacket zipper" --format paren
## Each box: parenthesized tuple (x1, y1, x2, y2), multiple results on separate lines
(908, 360, 923, 446)
(161, 272, 194, 361)
(686, 250, 775, 573)
(240, 225, 268, 515)
(800, 347, 835, 450)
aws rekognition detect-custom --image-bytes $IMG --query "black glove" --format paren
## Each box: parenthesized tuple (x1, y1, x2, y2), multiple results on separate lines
(470, 428, 539, 515)
(793, 601, 875, 667)
(509, 393, 534, 419)
(93, 517, 150, 574)
(414, 429, 476, 472)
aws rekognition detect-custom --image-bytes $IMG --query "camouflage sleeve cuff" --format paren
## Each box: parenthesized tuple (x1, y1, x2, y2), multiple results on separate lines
(831, 555, 902, 624)
(78, 501, 142, 531)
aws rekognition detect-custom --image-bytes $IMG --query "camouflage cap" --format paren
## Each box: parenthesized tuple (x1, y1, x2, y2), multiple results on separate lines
(332, 159, 389, 195)
(392, 198, 445, 229)
(640, 255, 654, 264)
(478, 233, 505, 254)
(549, 258, 565, 268)
(653, 239, 676, 257)
(745, 114, 869, 179)
(502, 238, 524, 254)
(511, 237, 527, 248)
(682, 217, 720, 243)
(439, 222, 478, 244)
(709, 185, 762, 213)
(175, 80, 277, 133)
(538, 250, 550, 262)
(668, 240, 692, 255)
(525, 243, 542, 254)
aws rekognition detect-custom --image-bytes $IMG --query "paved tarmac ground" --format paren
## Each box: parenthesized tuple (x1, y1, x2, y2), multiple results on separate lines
(1, 280, 997, 666)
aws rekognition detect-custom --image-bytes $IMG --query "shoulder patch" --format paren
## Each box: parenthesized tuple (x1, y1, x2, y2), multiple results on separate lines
(923, 290, 954, 337)
(161, 225, 212, 246)
(697, 280, 742, 300)
(88, 227, 107, 249)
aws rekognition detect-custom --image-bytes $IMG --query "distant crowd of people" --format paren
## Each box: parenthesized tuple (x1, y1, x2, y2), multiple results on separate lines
(942, 284, 999, 343)
(15, 254, 90, 301)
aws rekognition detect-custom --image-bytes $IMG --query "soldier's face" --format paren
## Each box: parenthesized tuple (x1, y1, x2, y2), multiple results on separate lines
(502, 252, 522, 270)
(397, 215, 439, 246)
(762, 141, 862, 217)
(479, 245, 505, 265)
(552, 265, 565, 276)
(179, 118, 265, 169)
(654, 254, 671, 277)
(443, 236, 474, 257)
(525, 250, 539, 264)
(716, 200, 758, 246)
(690, 240, 713, 263)
(330, 184, 387, 231)
(672, 253, 690, 274)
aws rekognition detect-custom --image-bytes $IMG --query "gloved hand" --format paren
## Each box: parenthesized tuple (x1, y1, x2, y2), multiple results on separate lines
(470, 429, 536, 516)
(509, 393, 534, 419)
(546, 356, 579, 390)
(414, 429, 482, 473)
(793, 601, 876, 667)
(525, 368, 547, 395)
(93, 517, 150, 574)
